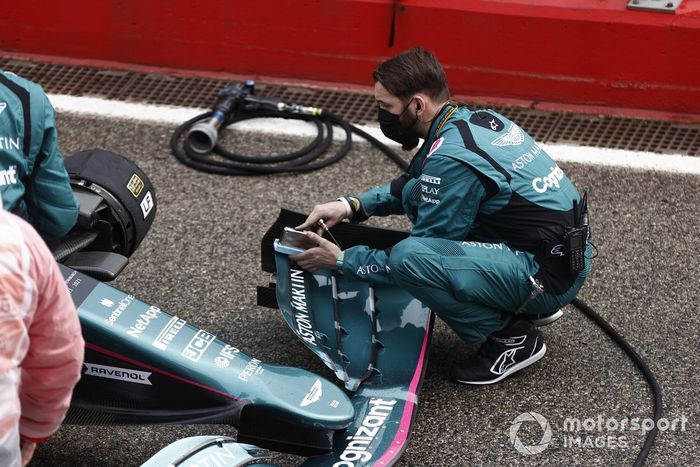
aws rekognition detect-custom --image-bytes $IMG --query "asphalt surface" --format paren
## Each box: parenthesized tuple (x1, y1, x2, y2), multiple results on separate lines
(29, 112, 700, 466)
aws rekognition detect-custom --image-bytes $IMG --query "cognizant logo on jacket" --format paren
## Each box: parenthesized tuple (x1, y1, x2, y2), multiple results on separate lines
(0, 165, 18, 186)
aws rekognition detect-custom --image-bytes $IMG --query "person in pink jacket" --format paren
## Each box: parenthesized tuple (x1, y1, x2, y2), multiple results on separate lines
(0, 206, 84, 466)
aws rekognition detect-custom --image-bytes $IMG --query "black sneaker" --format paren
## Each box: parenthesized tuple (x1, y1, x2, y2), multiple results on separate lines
(452, 319, 546, 385)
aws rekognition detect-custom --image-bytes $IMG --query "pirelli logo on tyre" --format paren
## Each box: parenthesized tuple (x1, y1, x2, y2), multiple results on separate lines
(126, 173, 145, 198)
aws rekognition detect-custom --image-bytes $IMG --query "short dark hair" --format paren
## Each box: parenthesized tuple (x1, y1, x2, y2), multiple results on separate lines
(373, 47, 450, 102)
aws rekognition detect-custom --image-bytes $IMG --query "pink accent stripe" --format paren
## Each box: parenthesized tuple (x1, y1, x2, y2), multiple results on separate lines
(373, 315, 432, 466)
(85, 342, 239, 401)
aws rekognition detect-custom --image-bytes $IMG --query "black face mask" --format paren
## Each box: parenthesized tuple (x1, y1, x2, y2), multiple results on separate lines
(377, 99, 420, 150)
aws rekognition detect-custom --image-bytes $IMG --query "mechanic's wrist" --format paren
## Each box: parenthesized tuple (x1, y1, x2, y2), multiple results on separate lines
(338, 196, 363, 220)
(336, 197, 352, 219)
(336, 250, 345, 271)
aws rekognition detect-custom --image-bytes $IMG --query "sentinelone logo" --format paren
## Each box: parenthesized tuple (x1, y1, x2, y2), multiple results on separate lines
(508, 412, 689, 455)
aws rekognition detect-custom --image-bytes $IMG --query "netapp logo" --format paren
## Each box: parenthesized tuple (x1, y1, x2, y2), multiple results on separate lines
(126, 305, 161, 338)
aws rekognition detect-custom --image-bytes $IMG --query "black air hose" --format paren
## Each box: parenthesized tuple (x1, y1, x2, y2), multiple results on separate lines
(170, 109, 405, 175)
(571, 298, 662, 467)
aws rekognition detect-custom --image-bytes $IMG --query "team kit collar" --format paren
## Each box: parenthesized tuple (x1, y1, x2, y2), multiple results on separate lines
(413, 103, 458, 159)
(424, 103, 459, 147)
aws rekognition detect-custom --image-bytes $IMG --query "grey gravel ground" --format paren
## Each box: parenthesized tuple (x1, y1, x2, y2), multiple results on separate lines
(28, 112, 700, 466)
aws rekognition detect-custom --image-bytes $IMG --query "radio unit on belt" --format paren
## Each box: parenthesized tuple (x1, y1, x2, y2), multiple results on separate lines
(565, 192, 589, 273)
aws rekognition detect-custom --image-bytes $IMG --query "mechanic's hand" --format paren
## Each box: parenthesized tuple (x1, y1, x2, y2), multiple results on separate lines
(290, 232, 341, 271)
(296, 201, 347, 235)
(20, 438, 36, 466)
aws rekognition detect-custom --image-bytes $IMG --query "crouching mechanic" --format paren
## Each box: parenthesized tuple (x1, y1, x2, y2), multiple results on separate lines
(0, 70, 79, 241)
(293, 47, 591, 385)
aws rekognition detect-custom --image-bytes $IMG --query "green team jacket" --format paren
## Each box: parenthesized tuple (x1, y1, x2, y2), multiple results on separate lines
(0, 71, 78, 240)
(341, 105, 583, 295)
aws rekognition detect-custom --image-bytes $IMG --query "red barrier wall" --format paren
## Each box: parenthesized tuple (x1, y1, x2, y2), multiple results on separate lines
(1, 0, 699, 118)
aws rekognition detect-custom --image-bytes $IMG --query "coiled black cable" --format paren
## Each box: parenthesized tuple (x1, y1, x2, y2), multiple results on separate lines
(170, 109, 406, 175)
(172, 104, 662, 466)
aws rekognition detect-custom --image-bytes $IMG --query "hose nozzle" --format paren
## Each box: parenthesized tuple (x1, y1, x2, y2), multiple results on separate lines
(186, 112, 225, 155)
(185, 81, 255, 155)
(280, 103, 323, 116)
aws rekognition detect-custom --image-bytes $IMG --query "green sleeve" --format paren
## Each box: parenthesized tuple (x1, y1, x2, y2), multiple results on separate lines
(410, 154, 486, 240)
(25, 93, 79, 240)
(354, 173, 409, 220)
(340, 245, 397, 285)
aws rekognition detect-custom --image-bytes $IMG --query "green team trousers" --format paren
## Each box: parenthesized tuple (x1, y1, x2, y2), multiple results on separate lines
(387, 236, 590, 344)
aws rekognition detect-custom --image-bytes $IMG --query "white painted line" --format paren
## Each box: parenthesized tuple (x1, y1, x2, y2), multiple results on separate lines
(50, 94, 209, 124)
(540, 143, 700, 175)
(49, 94, 700, 175)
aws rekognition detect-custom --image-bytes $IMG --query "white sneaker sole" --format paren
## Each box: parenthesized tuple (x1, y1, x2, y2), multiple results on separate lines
(531, 309, 563, 327)
(454, 343, 547, 385)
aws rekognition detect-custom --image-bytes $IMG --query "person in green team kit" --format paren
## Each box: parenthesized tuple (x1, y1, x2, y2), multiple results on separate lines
(0, 70, 79, 241)
(292, 47, 591, 385)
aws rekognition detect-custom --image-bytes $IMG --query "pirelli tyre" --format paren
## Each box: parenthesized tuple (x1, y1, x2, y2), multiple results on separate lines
(65, 148, 156, 257)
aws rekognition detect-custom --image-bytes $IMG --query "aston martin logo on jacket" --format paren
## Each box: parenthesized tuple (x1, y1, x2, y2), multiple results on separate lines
(491, 123, 524, 147)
